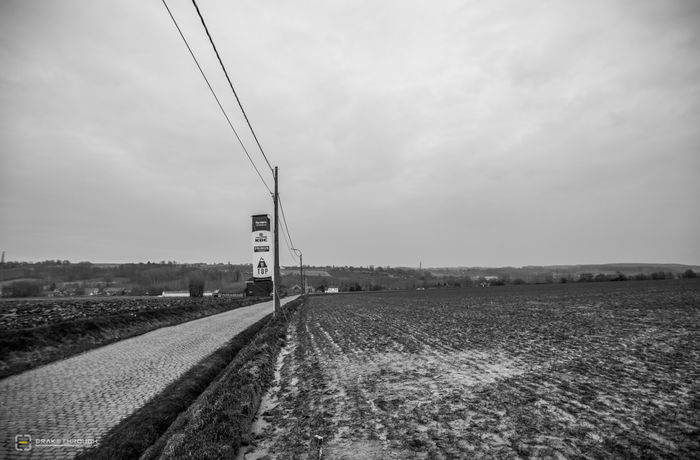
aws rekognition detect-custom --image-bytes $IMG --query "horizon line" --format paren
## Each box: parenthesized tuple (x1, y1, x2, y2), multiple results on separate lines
(2, 260, 699, 270)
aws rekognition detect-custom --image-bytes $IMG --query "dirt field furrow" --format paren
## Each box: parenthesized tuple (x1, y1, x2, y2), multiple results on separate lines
(244, 281, 700, 459)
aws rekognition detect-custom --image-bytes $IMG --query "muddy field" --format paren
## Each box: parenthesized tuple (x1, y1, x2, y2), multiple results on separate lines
(244, 280, 700, 459)
(0, 296, 253, 330)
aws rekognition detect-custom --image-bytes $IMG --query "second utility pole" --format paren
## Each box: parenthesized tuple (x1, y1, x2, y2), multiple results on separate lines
(273, 166, 281, 316)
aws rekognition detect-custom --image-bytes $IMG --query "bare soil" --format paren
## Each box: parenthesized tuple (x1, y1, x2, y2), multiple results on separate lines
(0, 296, 253, 329)
(243, 281, 700, 459)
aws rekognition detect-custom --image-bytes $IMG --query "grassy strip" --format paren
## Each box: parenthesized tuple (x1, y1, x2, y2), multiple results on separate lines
(138, 297, 305, 460)
(0, 296, 270, 379)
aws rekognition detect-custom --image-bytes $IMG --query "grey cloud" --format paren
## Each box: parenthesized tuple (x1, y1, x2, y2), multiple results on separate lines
(1, 0, 698, 265)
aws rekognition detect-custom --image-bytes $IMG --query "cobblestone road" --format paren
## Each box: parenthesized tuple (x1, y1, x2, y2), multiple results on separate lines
(0, 296, 298, 459)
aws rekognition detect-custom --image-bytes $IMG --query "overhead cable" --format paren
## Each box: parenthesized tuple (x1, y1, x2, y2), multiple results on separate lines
(278, 194, 296, 251)
(281, 222, 299, 264)
(161, 0, 272, 195)
(191, 0, 274, 173)
(277, 196, 299, 263)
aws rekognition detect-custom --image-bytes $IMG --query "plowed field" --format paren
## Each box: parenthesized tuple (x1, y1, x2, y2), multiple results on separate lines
(247, 281, 700, 459)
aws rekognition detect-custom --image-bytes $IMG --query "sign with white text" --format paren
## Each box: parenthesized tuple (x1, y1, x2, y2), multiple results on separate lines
(251, 214, 272, 280)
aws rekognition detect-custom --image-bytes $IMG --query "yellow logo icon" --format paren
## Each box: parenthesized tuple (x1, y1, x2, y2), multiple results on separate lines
(15, 434, 31, 451)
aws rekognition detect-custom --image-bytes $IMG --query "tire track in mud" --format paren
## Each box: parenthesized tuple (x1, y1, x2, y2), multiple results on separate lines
(310, 315, 393, 452)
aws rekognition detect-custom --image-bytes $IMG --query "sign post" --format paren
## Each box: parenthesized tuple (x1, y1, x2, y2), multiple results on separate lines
(251, 215, 272, 293)
(251, 165, 280, 317)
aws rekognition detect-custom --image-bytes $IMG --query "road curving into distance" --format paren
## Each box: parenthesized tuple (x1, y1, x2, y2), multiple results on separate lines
(0, 295, 299, 460)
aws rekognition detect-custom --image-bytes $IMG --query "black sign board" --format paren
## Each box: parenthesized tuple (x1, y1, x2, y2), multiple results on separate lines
(252, 214, 270, 232)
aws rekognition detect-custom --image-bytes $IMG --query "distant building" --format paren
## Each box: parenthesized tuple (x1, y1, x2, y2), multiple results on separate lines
(326, 287, 339, 293)
(104, 287, 127, 296)
(470, 275, 499, 282)
(216, 289, 245, 298)
(161, 291, 189, 297)
(245, 279, 273, 297)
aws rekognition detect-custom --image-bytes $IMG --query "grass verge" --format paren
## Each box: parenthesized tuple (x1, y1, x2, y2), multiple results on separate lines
(140, 297, 305, 460)
(0, 296, 270, 379)
(74, 296, 304, 460)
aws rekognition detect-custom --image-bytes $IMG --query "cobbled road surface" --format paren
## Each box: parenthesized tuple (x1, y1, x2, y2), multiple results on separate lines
(0, 296, 298, 459)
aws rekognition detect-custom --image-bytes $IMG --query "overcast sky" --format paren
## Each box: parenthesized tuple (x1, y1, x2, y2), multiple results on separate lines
(1, 0, 699, 268)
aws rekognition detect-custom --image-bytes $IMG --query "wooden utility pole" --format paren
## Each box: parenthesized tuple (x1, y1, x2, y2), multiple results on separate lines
(299, 252, 303, 294)
(273, 166, 281, 316)
(292, 247, 303, 295)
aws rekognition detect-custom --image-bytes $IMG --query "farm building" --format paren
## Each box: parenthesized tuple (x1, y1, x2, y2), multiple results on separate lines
(216, 289, 245, 298)
(160, 290, 219, 297)
(326, 287, 339, 293)
(104, 287, 128, 296)
(161, 291, 189, 297)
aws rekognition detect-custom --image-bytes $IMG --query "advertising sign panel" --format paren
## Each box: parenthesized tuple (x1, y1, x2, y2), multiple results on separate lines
(251, 214, 272, 280)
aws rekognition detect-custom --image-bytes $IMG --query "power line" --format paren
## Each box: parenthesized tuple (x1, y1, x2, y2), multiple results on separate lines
(166, 0, 303, 272)
(161, 0, 272, 195)
(278, 195, 299, 263)
(281, 222, 299, 264)
(278, 194, 296, 251)
(191, 0, 274, 174)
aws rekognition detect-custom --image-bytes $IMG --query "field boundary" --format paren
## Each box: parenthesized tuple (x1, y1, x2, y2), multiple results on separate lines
(136, 296, 306, 460)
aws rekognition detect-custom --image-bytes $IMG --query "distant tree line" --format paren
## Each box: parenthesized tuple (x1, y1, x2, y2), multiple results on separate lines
(1, 280, 43, 298)
(0, 261, 251, 298)
(1, 261, 697, 297)
(310, 269, 698, 293)
(576, 270, 696, 282)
